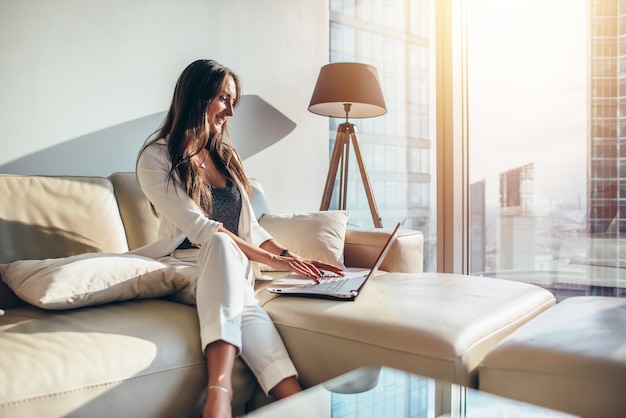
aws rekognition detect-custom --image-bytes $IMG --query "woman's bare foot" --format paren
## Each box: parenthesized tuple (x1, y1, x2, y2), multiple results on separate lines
(202, 385, 232, 418)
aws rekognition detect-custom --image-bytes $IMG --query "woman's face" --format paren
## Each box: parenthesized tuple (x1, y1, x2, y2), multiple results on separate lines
(205, 74, 237, 134)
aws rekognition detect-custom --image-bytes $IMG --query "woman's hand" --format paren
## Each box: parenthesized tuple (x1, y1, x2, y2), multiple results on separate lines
(257, 238, 344, 282)
(266, 254, 344, 282)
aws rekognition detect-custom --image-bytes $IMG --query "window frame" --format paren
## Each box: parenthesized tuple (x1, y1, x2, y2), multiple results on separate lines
(436, 0, 469, 274)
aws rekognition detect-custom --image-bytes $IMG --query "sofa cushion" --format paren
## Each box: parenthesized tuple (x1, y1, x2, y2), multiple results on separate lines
(256, 272, 556, 389)
(249, 178, 272, 220)
(109, 172, 161, 251)
(344, 227, 424, 273)
(0, 300, 257, 417)
(0, 253, 187, 310)
(479, 296, 626, 418)
(258, 210, 349, 270)
(0, 174, 129, 263)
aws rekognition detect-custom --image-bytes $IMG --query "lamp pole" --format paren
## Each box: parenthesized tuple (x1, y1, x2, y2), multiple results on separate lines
(320, 110, 382, 228)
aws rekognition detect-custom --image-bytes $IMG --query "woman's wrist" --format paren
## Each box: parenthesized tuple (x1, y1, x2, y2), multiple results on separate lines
(279, 248, 288, 257)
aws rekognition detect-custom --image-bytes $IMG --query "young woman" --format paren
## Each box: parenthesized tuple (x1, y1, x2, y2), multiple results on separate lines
(134, 59, 343, 418)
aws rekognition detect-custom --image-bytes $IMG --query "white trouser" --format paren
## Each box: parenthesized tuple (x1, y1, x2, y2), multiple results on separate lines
(160, 232, 297, 394)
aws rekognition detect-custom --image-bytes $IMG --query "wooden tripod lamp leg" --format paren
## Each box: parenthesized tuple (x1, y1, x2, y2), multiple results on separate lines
(320, 127, 348, 211)
(320, 122, 382, 228)
(350, 129, 382, 228)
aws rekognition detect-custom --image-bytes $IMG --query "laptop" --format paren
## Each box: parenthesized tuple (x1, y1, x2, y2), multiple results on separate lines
(266, 221, 403, 300)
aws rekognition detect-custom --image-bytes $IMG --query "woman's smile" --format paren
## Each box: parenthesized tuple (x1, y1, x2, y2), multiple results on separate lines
(206, 75, 236, 133)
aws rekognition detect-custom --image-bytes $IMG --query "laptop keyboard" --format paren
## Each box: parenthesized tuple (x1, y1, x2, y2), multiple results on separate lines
(319, 271, 343, 279)
(312, 277, 348, 292)
(308, 273, 364, 293)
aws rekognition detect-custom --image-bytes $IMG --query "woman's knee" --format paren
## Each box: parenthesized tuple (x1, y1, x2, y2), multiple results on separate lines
(204, 231, 232, 247)
(199, 232, 245, 265)
(200, 232, 234, 256)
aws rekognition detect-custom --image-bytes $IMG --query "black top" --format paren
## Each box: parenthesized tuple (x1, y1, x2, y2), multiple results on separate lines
(176, 180, 242, 250)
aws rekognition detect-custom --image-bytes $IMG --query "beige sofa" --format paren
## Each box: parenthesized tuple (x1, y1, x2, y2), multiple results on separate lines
(2, 172, 568, 418)
(0, 172, 424, 417)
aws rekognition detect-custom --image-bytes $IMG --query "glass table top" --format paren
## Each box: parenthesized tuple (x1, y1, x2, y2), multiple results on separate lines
(246, 367, 579, 418)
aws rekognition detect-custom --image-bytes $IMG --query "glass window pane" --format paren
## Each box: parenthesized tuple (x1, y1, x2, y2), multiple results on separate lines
(468, 0, 625, 299)
(329, 0, 436, 272)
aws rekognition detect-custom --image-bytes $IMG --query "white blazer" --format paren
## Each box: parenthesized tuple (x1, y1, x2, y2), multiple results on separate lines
(131, 139, 272, 281)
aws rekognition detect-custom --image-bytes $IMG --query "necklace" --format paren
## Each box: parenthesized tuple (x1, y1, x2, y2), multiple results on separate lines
(199, 152, 208, 169)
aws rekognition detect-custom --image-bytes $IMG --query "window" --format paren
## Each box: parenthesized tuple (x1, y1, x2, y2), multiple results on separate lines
(329, 0, 624, 298)
(467, 0, 625, 299)
(329, 0, 437, 271)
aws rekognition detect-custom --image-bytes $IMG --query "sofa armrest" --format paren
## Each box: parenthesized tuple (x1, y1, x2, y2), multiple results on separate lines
(344, 227, 423, 273)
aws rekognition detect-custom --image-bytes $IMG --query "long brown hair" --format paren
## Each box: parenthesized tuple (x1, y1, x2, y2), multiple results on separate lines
(140, 59, 251, 216)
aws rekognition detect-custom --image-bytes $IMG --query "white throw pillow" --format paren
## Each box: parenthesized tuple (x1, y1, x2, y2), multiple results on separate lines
(0, 253, 188, 310)
(258, 210, 349, 271)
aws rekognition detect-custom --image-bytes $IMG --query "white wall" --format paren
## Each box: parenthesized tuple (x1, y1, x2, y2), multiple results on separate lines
(0, 0, 329, 214)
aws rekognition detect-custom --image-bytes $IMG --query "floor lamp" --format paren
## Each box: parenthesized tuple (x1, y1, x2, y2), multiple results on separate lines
(308, 62, 387, 228)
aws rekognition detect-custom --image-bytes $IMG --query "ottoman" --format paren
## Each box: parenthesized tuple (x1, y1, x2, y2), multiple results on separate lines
(256, 272, 555, 389)
(479, 296, 626, 418)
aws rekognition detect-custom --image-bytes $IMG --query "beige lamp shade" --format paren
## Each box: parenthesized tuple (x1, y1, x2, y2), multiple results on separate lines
(308, 62, 387, 118)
